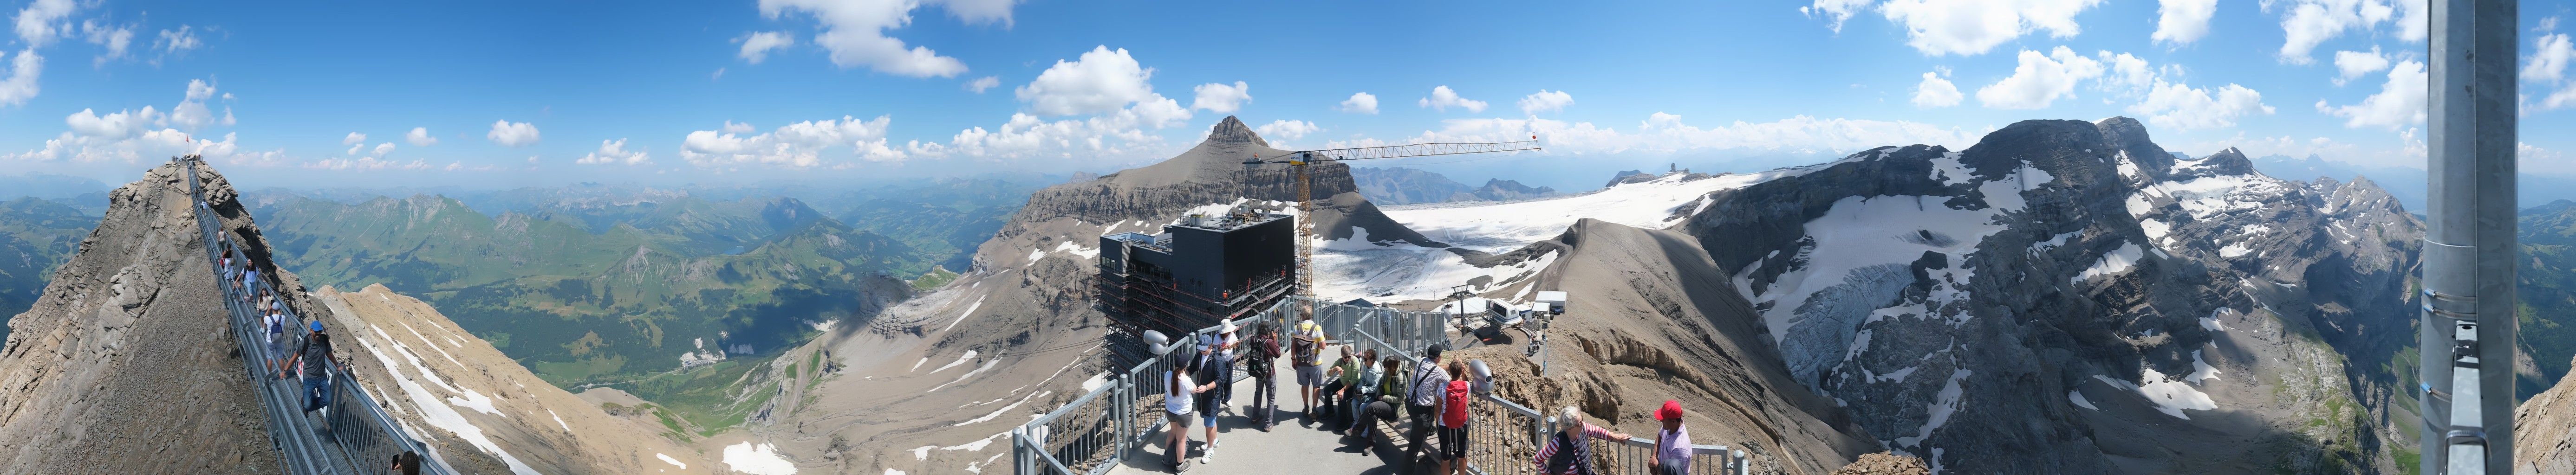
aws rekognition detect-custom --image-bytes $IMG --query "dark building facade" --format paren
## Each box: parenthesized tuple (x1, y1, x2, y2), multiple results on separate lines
(1098, 208, 1297, 342)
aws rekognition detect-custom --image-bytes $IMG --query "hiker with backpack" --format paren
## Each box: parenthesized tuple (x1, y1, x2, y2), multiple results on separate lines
(1436, 359, 1477, 475)
(1650, 400, 1691, 475)
(1533, 406, 1633, 475)
(263, 294, 290, 377)
(1406, 344, 1452, 465)
(1291, 314, 1327, 420)
(280, 321, 336, 415)
(1243, 321, 1283, 430)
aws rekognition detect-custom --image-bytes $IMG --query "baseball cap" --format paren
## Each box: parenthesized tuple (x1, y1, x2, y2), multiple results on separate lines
(309, 321, 325, 333)
(1654, 400, 1684, 421)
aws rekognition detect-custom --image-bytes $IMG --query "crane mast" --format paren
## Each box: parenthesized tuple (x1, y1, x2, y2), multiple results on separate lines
(1248, 139, 1540, 315)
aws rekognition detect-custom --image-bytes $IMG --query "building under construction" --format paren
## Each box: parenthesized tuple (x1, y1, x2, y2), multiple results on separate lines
(1098, 206, 1296, 352)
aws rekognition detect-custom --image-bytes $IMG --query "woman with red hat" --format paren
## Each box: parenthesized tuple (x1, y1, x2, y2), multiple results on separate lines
(1650, 400, 1691, 475)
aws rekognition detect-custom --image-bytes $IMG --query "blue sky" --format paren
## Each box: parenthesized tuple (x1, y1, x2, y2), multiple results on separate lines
(0, 0, 2571, 192)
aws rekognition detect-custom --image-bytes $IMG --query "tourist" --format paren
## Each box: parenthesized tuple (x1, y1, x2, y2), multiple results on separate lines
(1534, 406, 1633, 475)
(264, 295, 290, 377)
(1347, 354, 1408, 454)
(1339, 349, 1382, 435)
(391, 450, 422, 475)
(1406, 344, 1451, 463)
(1164, 356, 1202, 472)
(1216, 321, 1242, 414)
(281, 321, 334, 415)
(1437, 359, 1475, 475)
(1317, 346, 1357, 419)
(1192, 341, 1230, 463)
(1650, 400, 1690, 475)
(1291, 314, 1327, 418)
(1242, 321, 1282, 430)
(241, 264, 261, 298)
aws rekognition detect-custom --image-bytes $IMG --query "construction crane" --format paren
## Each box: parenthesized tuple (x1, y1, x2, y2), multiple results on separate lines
(1242, 138, 1540, 316)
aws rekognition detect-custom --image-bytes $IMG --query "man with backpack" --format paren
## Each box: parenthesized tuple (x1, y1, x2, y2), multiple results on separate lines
(1243, 321, 1283, 430)
(264, 295, 290, 377)
(280, 321, 336, 416)
(1291, 314, 1327, 420)
(1533, 406, 1633, 475)
(1405, 344, 1451, 467)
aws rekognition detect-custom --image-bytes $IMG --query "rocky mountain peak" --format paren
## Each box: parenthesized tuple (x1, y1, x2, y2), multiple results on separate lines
(2187, 147, 2258, 177)
(1205, 116, 1267, 146)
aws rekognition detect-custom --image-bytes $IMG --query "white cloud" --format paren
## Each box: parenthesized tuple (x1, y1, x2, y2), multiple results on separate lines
(2393, 0, 2427, 42)
(576, 138, 652, 166)
(343, 132, 366, 146)
(1912, 71, 1963, 108)
(305, 156, 430, 171)
(155, 25, 201, 56)
(964, 76, 1000, 93)
(2334, 47, 2392, 85)
(79, 20, 133, 64)
(681, 115, 904, 167)
(167, 79, 229, 130)
(13, 0, 75, 47)
(2151, 0, 2218, 45)
(2532, 33, 2576, 111)
(2273, 0, 2398, 64)
(488, 120, 541, 147)
(755, 0, 976, 77)
(1338, 92, 1379, 114)
(737, 31, 795, 64)
(2318, 60, 2427, 129)
(1190, 81, 1251, 113)
(2128, 81, 2274, 131)
(1254, 119, 1321, 141)
(1329, 113, 1980, 156)
(722, 121, 755, 134)
(371, 142, 396, 156)
(1016, 46, 1158, 116)
(1975, 46, 2104, 109)
(1517, 90, 1574, 115)
(2095, 51, 2156, 95)
(0, 49, 39, 107)
(1876, 0, 2105, 56)
(7, 78, 268, 164)
(406, 127, 439, 147)
(1802, 0, 1878, 33)
(1418, 85, 1487, 112)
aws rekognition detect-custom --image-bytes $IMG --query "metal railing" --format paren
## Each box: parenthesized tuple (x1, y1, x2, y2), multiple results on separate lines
(182, 156, 452, 475)
(1013, 296, 1750, 475)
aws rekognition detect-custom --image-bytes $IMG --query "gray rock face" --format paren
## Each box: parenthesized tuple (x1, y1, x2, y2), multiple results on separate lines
(1467, 179, 1559, 201)
(1352, 167, 1476, 205)
(1683, 118, 2420, 474)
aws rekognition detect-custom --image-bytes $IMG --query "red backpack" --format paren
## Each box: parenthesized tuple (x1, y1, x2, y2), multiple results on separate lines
(1442, 379, 1472, 428)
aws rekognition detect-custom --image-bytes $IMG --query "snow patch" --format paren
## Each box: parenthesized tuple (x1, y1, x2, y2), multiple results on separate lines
(2134, 366, 2218, 419)
(930, 351, 977, 374)
(657, 453, 688, 469)
(938, 295, 990, 333)
(2069, 390, 2096, 410)
(2186, 349, 2222, 384)
(350, 324, 542, 475)
(2032, 230, 2078, 253)
(2218, 243, 2251, 258)
(2072, 242, 2145, 285)
(910, 446, 936, 460)
(723, 442, 798, 475)
(1894, 368, 1971, 448)
(1080, 372, 1112, 392)
(551, 410, 570, 432)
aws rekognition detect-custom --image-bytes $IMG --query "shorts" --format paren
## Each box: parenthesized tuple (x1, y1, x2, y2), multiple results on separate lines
(267, 333, 286, 358)
(1295, 364, 1323, 386)
(1202, 411, 1221, 427)
(1171, 411, 1194, 428)
(1438, 424, 1469, 460)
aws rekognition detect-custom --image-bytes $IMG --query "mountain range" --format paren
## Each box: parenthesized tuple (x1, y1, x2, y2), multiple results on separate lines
(1350, 166, 1563, 205)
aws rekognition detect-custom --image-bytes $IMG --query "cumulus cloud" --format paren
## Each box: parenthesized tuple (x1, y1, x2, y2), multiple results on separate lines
(2272, 0, 2399, 64)
(1417, 86, 1487, 112)
(488, 120, 541, 147)
(737, 31, 794, 64)
(1975, 46, 2103, 109)
(1190, 81, 1251, 113)
(964, 76, 1000, 93)
(13, 0, 75, 47)
(0, 49, 40, 107)
(343, 132, 366, 146)
(1338, 92, 1379, 114)
(305, 156, 429, 171)
(754, 0, 980, 77)
(8, 79, 273, 165)
(2152, 0, 2218, 45)
(681, 115, 903, 167)
(1517, 90, 1573, 115)
(1801, 0, 1878, 33)
(79, 19, 133, 64)
(576, 138, 652, 165)
(2334, 47, 2392, 85)
(1328, 113, 1982, 156)
(2128, 81, 2274, 131)
(1912, 71, 1963, 108)
(1876, 0, 2104, 56)
(2529, 33, 2576, 111)
(2317, 60, 2427, 129)
(371, 142, 395, 156)
(155, 25, 201, 57)
(1016, 46, 1158, 116)
(722, 121, 756, 134)
(1254, 119, 1321, 142)
(406, 127, 438, 146)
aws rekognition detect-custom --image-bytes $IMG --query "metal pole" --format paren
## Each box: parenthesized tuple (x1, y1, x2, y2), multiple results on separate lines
(2423, 0, 2517, 473)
